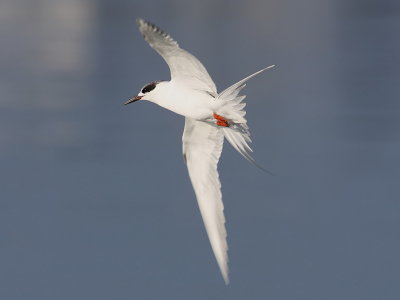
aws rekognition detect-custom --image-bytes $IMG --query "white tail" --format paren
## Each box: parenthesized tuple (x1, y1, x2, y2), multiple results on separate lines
(216, 65, 274, 171)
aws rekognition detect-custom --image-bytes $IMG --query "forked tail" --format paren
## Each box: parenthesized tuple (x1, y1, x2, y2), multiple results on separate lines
(216, 65, 275, 172)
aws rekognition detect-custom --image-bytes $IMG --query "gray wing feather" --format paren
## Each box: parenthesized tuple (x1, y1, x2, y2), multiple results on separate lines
(137, 19, 217, 94)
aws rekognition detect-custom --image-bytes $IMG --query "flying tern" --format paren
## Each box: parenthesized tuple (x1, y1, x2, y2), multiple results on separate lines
(125, 18, 274, 284)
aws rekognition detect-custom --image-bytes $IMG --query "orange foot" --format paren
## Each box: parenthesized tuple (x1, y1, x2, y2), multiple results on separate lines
(213, 113, 230, 127)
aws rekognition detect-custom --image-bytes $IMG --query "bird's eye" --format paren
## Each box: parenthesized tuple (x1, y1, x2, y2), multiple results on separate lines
(141, 82, 156, 94)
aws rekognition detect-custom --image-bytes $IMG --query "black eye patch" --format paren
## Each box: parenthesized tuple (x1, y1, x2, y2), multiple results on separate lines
(141, 82, 157, 93)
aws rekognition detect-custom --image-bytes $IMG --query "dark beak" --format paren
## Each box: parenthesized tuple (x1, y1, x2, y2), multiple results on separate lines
(124, 95, 142, 105)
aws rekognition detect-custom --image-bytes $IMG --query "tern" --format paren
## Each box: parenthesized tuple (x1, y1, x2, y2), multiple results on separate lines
(125, 18, 274, 284)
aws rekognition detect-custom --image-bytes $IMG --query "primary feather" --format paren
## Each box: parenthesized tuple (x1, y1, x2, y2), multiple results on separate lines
(137, 18, 217, 94)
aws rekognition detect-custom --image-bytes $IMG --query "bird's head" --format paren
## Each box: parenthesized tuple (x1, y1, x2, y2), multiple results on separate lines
(124, 81, 164, 105)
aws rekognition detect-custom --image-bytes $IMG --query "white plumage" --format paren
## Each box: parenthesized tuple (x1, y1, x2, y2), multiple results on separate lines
(128, 18, 274, 284)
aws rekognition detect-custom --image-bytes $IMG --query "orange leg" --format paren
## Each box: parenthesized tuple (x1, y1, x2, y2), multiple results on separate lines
(213, 113, 230, 127)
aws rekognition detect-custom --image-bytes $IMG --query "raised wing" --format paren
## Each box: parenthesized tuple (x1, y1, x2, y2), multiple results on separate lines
(137, 18, 217, 94)
(182, 118, 228, 284)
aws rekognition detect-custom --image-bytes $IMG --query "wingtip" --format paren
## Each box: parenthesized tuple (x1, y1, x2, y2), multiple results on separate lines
(136, 18, 153, 30)
(216, 252, 230, 285)
(136, 18, 144, 26)
(222, 271, 230, 285)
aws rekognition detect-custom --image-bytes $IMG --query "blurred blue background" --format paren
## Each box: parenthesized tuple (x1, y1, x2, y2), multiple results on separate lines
(1, 0, 400, 299)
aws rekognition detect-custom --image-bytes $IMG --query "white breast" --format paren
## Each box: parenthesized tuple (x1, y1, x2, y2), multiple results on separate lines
(150, 80, 217, 120)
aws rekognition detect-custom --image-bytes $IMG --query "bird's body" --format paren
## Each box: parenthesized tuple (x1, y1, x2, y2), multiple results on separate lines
(147, 80, 217, 120)
(126, 18, 274, 284)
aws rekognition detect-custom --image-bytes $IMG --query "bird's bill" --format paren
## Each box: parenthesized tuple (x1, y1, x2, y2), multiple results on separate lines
(124, 95, 143, 105)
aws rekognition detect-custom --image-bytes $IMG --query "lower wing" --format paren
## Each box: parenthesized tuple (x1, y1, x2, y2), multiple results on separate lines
(182, 117, 229, 284)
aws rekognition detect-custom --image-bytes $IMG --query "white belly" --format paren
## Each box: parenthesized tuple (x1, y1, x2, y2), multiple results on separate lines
(151, 82, 217, 120)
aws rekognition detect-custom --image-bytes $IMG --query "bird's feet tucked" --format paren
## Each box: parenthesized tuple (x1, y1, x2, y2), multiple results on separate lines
(213, 113, 230, 127)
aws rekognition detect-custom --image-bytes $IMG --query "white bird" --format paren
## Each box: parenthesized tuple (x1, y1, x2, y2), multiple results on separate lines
(125, 18, 274, 284)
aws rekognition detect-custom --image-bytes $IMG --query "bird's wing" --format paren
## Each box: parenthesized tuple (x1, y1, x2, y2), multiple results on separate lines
(182, 117, 229, 284)
(137, 18, 217, 95)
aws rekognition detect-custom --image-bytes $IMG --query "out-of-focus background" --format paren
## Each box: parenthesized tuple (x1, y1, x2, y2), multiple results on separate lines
(1, 0, 399, 299)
